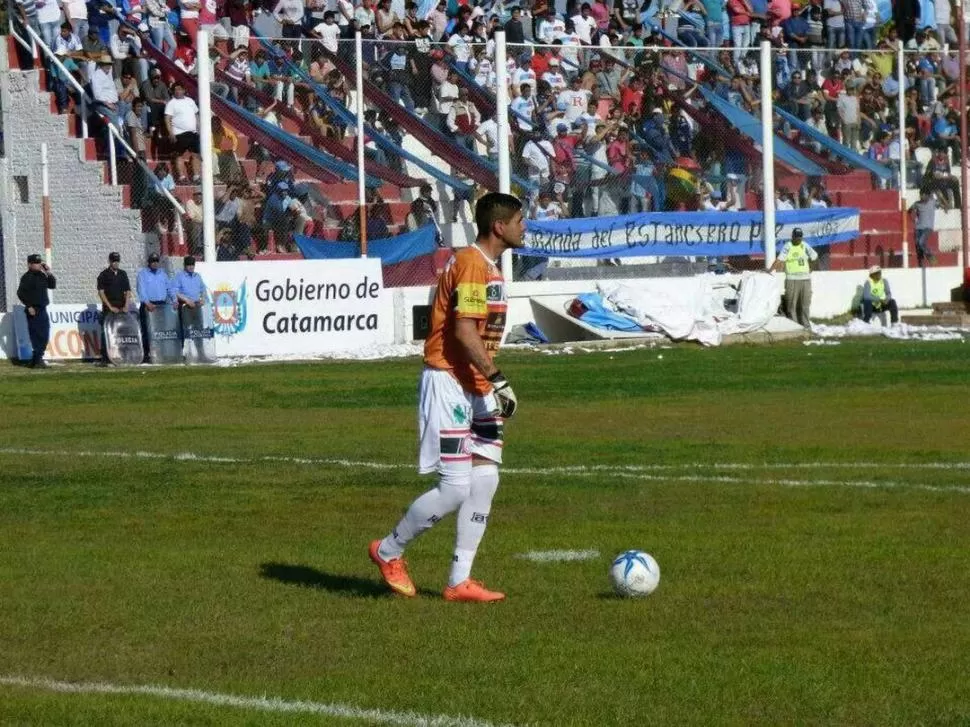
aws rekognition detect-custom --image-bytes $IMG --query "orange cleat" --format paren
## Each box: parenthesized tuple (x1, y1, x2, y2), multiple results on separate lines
(442, 579, 506, 603)
(369, 540, 416, 597)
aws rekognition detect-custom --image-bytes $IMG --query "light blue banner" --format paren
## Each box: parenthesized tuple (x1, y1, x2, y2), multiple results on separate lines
(295, 224, 439, 265)
(520, 208, 860, 259)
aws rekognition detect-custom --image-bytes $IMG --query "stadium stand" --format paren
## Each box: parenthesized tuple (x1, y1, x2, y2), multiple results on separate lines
(3, 0, 965, 284)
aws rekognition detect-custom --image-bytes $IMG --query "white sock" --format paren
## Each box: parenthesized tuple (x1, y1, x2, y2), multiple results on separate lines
(378, 470, 470, 562)
(449, 464, 500, 587)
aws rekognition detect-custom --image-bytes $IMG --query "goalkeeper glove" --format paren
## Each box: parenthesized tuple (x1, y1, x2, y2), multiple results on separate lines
(488, 371, 518, 419)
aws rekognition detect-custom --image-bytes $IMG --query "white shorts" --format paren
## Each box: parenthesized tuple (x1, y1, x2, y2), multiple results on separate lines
(418, 367, 503, 475)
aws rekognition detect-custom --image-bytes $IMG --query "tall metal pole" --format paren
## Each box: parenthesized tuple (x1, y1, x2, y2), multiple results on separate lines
(495, 30, 512, 280)
(197, 28, 217, 262)
(959, 2, 969, 269)
(760, 40, 777, 270)
(355, 30, 368, 258)
(41, 142, 53, 303)
(898, 41, 908, 269)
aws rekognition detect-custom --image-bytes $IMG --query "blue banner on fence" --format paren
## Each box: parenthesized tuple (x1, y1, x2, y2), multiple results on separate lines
(294, 224, 439, 265)
(519, 207, 860, 258)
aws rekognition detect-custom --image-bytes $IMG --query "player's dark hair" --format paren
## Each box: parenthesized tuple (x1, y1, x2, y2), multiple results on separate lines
(475, 193, 522, 239)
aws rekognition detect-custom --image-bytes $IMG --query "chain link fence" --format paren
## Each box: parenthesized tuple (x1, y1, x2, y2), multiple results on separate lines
(69, 16, 965, 285)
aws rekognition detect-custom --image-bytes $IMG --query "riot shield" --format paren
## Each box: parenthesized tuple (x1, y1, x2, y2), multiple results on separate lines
(180, 304, 217, 364)
(146, 306, 184, 364)
(103, 311, 144, 366)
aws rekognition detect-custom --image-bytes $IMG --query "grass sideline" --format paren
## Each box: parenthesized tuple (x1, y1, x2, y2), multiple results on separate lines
(1, 339, 969, 726)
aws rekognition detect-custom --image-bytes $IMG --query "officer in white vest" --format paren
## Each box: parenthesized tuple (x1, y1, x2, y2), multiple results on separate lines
(771, 227, 818, 328)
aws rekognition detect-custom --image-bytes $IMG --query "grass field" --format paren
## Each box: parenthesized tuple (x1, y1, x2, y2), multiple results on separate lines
(1, 339, 969, 726)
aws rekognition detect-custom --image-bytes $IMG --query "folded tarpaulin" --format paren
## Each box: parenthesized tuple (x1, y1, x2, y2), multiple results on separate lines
(520, 207, 859, 258)
(294, 224, 439, 265)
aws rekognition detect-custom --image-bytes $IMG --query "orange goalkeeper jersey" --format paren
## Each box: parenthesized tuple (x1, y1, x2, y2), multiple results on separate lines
(424, 245, 507, 395)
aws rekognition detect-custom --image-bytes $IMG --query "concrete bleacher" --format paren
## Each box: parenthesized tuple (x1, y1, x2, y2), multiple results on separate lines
(7, 32, 965, 277)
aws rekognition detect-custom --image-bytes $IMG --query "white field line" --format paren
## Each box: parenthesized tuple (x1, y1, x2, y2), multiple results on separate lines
(0, 676, 518, 727)
(517, 549, 600, 562)
(2, 448, 969, 495)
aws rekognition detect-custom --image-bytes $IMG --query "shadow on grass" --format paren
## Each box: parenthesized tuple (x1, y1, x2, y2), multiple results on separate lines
(259, 562, 438, 598)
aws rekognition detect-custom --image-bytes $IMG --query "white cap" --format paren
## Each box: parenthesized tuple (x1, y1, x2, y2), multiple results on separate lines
(869, 265, 882, 275)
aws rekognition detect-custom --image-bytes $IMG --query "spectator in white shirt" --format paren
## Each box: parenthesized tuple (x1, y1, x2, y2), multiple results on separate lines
(570, 3, 596, 44)
(434, 69, 459, 128)
(312, 11, 340, 53)
(522, 133, 555, 189)
(164, 81, 201, 183)
(61, 0, 87, 42)
(510, 83, 537, 131)
(36, 0, 64, 51)
(475, 114, 500, 162)
(91, 55, 122, 124)
(110, 25, 148, 83)
(557, 75, 591, 123)
(542, 58, 567, 92)
(274, 0, 306, 37)
(511, 55, 537, 98)
(447, 26, 473, 72)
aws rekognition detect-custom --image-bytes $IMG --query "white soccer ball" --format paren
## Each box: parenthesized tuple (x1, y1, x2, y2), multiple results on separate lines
(609, 550, 660, 597)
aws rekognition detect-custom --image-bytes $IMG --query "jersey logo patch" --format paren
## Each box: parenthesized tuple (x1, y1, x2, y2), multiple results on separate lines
(456, 282, 488, 316)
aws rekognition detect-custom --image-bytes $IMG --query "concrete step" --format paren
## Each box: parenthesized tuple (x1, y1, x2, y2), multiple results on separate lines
(823, 171, 874, 193)
(932, 301, 970, 315)
(834, 189, 899, 209)
(901, 312, 970, 325)
(859, 209, 905, 231)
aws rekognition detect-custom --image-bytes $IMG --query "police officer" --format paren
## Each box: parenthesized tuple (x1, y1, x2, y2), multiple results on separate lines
(171, 255, 208, 353)
(771, 227, 819, 328)
(17, 254, 57, 368)
(136, 252, 170, 362)
(97, 251, 133, 364)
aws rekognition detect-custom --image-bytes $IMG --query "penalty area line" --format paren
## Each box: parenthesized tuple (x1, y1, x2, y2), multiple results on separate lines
(0, 676, 519, 727)
(1, 448, 969, 495)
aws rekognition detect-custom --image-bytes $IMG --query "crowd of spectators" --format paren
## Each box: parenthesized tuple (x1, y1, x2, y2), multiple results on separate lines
(10, 0, 966, 251)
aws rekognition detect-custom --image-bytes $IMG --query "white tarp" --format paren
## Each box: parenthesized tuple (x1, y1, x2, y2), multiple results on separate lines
(598, 272, 783, 346)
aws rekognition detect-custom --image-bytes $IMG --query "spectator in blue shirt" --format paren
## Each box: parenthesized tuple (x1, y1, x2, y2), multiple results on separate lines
(748, 0, 767, 40)
(170, 255, 206, 308)
(932, 110, 961, 165)
(136, 252, 170, 362)
(638, 108, 676, 165)
(782, 13, 809, 72)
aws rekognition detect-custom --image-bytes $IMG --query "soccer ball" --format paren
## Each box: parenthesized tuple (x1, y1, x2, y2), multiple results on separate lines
(609, 550, 660, 597)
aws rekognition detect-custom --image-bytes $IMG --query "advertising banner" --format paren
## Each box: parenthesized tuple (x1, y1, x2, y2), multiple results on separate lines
(195, 258, 393, 357)
(13, 304, 102, 361)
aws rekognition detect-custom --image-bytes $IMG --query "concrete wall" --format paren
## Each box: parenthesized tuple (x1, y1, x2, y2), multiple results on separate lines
(0, 43, 149, 312)
(391, 266, 967, 342)
(2, 266, 964, 357)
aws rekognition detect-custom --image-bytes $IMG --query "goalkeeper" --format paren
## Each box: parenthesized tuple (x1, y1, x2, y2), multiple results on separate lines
(370, 192, 525, 603)
(862, 265, 899, 325)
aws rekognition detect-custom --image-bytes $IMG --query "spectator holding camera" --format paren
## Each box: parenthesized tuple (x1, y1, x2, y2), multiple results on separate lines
(17, 254, 57, 369)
